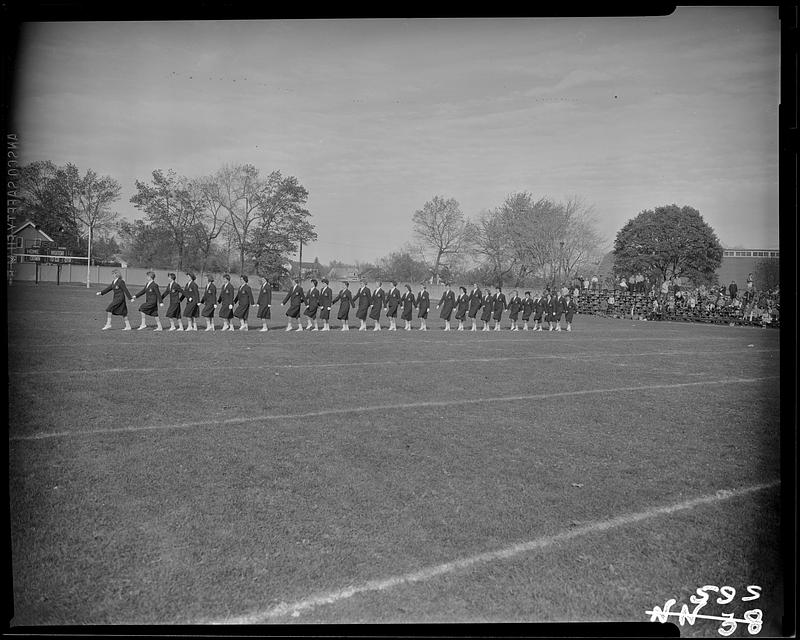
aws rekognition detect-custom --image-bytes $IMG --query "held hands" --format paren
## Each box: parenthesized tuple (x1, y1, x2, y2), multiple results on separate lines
(95, 292, 101, 296)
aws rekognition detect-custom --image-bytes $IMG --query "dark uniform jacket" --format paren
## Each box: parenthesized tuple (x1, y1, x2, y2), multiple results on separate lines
(319, 284, 333, 320)
(217, 281, 235, 319)
(468, 288, 482, 318)
(282, 285, 304, 318)
(492, 292, 507, 320)
(533, 296, 545, 319)
(417, 290, 430, 317)
(181, 281, 200, 317)
(257, 282, 272, 319)
(555, 295, 566, 317)
(565, 299, 578, 320)
(233, 283, 253, 319)
(352, 285, 372, 320)
(507, 295, 522, 320)
(481, 293, 495, 322)
(401, 291, 416, 320)
(386, 286, 402, 317)
(303, 286, 320, 317)
(133, 280, 160, 316)
(438, 289, 456, 319)
(101, 277, 133, 316)
(521, 296, 534, 320)
(200, 282, 217, 317)
(455, 293, 469, 320)
(369, 287, 386, 321)
(332, 288, 353, 320)
(161, 280, 183, 318)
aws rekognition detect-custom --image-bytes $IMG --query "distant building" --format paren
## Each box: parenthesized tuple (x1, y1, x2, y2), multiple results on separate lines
(326, 265, 362, 282)
(717, 248, 779, 286)
(8, 221, 55, 262)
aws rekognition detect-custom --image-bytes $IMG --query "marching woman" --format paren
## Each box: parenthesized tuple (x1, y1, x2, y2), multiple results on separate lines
(386, 281, 402, 331)
(233, 274, 253, 330)
(282, 277, 305, 331)
(160, 272, 184, 331)
(480, 288, 494, 331)
(417, 283, 430, 330)
(200, 275, 217, 331)
(352, 280, 372, 331)
(492, 285, 507, 331)
(564, 294, 578, 332)
(181, 272, 200, 331)
(436, 282, 456, 331)
(467, 282, 482, 331)
(255, 276, 272, 332)
(131, 271, 162, 331)
(554, 291, 567, 331)
(97, 268, 133, 330)
(543, 291, 555, 331)
(332, 281, 353, 330)
(454, 286, 469, 330)
(521, 291, 533, 331)
(303, 279, 320, 330)
(217, 274, 236, 331)
(319, 278, 333, 331)
(533, 291, 545, 331)
(369, 281, 386, 331)
(400, 283, 416, 330)
(507, 290, 522, 331)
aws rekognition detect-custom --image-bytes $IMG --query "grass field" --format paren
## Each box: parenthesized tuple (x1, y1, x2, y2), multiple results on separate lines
(7, 281, 788, 633)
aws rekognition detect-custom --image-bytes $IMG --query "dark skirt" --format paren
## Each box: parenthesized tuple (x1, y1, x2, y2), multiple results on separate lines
(355, 306, 369, 320)
(492, 309, 503, 321)
(386, 305, 398, 318)
(201, 303, 216, 318)
(481, 306, 493, 322)
(439, 308, 452, 321)
(509, 309, 519, 321)
(455, 306, 468, 320)
(522, 309, 532, 321)
(234, 303, 250, 320)
(303, 306, 318, 319)
(565, 312, 575, 322)
(401, 306, 413, 321)
(320, 306, 331, 320)
(183, 301, 199, 318)
(286, 307, 301, 319)
(417, 307, 428, 319)
(138, 301, 159, 317)
(257, 305, 271, 319)
(106, 300, 127, 316)
(368, 305, 382, 321)
(165, 301, 182, 319)
(219, 304, 234, 319)
(534, 309, 543, 321)
(337, 305, 350, 321)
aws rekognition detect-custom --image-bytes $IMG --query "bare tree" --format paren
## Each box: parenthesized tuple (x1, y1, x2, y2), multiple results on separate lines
(190, 176, 228, 275)
(55, 163, 121, 264)
(412, 196, 467, 282)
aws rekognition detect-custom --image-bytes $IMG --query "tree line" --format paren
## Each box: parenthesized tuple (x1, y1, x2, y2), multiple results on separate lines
(16, 161, 317, 280)
(16, 159, 737, 289)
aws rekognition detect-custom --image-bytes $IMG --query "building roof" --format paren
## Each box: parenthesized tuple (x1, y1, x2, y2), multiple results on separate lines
(11, 221, 54, 243)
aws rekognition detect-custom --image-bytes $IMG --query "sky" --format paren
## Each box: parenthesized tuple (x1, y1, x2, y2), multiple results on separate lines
(12, 9, 781, 264)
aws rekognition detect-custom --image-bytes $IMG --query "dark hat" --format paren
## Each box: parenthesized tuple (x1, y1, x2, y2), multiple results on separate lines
(241, 274, 249, 282)
(187, 272, 195, 280)
(223, 273, 231, 280)
(322, 278, 329, 284)
(311, 279, 318, 286)
(168, 272, 176, 279)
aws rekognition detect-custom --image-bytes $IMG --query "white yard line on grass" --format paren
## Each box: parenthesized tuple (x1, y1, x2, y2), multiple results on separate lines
(198, 480, 780, 624)
(9, 349, 780, 376)
(10, 376, 779, 441)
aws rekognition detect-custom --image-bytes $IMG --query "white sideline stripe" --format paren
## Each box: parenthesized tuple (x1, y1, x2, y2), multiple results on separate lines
(9, 334, 771, 350)
(201, 481, 780, 624)
(9, 348, 780, 376)
(10, 376, 778, 442)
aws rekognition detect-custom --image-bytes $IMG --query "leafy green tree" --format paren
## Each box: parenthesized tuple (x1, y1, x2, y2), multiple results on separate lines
(117, 219, 176, 268)
(753, 258, 779, 291)
(613, 204, 723, 284)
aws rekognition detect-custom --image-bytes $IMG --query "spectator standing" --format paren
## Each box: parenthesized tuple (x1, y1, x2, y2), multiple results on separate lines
(746, 273, 754, 292)
(591, 275, 599, 291)
(729, 280, 738, 299)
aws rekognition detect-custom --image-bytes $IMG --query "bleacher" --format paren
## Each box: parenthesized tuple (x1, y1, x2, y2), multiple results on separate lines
(573, 288, 780, 328)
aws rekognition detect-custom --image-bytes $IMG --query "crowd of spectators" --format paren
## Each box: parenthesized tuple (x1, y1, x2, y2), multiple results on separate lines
(566, 272, 780, 328)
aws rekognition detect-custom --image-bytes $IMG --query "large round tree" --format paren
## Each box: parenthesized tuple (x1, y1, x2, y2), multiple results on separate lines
(613, 204, 723, 284)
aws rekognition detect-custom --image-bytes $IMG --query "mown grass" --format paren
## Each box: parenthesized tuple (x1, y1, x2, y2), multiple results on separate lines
(7, 282, 785, 632)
